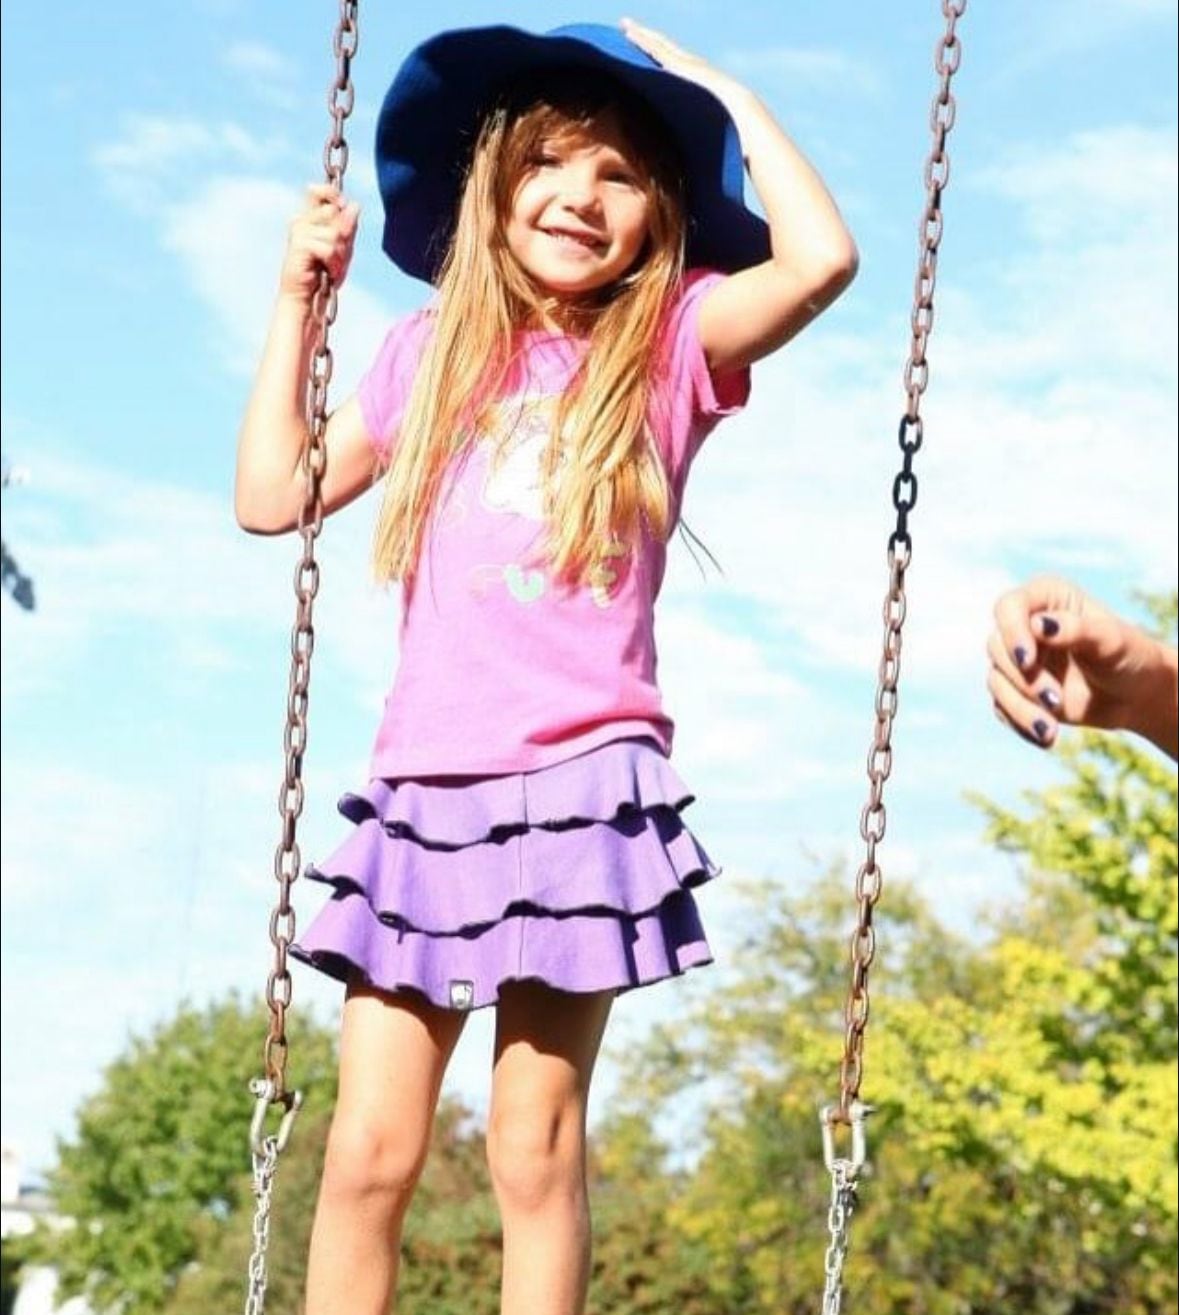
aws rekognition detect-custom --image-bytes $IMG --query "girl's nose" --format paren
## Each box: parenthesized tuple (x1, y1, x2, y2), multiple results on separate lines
(555, 166, 600, 209)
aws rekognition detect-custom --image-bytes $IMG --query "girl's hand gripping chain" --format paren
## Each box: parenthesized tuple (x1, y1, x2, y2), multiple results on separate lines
(280, 185, 362, 304)
(235, 187, 374, 535)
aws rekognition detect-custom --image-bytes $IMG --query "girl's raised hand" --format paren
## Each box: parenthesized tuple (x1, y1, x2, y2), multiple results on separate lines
(279, 184, 361, 304)
(620, 18, 746, 110)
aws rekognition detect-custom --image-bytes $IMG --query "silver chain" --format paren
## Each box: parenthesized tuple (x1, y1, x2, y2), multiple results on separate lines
(820, 1160, 858, 1315)
(244, 1140, 279, 1315)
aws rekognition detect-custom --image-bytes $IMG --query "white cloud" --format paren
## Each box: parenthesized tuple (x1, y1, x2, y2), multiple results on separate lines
(94, 115, 288, 212)
(0, 440, 397, 711)
(93, 116, 396, 382)
(975, 125, 1177, 234)
(159, 175, 394, 386)
(991, 0, 1177, 78)
(724, 46, 882, 98)
(223, 40, 299, 111)
(224, 40, 292, 79)
(666, 123, 1176, 688)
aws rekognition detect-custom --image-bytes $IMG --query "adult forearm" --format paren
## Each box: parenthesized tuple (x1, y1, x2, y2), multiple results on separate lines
(1127, 640, 1179, 761)
(235, 294, 318, 532)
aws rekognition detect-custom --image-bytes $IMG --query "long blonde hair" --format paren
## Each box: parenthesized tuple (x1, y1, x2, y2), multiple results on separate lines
(372, 71, 687, 586)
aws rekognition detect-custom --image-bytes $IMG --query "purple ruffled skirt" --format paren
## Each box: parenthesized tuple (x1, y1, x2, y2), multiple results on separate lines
(290, 738, 718, 1010)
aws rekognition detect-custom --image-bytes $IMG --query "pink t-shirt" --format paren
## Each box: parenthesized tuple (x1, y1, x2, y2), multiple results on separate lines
(359, 270, 749, 779)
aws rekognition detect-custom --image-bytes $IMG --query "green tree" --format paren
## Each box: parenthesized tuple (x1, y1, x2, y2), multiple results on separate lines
(594, 597, 1179, 1313)
(163, 1095, 503, 1315)
(607, 724, 1177, 1315)
(587, 1109, 719, 1314)
(164, 1085, 720, 1314)
(27, 996, 337, 1315)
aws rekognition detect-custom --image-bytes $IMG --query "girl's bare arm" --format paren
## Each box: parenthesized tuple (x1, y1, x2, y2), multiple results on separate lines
(235, 186, 379, 534)
(621, 19, 859, 373)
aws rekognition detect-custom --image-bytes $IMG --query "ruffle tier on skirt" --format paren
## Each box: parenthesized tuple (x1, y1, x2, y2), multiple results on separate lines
(290, 738, 718, 1010)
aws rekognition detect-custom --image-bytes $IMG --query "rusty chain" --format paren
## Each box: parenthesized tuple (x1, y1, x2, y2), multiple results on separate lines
(829, 0, 966, 1131)
(244, 12, 358, 1313)
(256, 0, 357, 1117)
(817, 7, 966, 1308)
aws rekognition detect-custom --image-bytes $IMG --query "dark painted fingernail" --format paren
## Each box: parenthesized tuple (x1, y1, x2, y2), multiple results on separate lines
(1039, 688, 1061, 711)
(1014, 645, 1029, 669)
(1033, 718, 1051, 742)
(1039, 615, 1060, 637)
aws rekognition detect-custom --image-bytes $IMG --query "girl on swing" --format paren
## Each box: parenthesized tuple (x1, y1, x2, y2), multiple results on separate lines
(235, 20, 856, 1314)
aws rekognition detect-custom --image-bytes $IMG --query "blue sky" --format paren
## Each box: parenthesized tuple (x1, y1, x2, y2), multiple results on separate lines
(2, 0, 1176, 1179)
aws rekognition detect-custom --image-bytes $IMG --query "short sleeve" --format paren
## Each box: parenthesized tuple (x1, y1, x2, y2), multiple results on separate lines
(357, 309, 435, 463)
(651, 269, 752, 490)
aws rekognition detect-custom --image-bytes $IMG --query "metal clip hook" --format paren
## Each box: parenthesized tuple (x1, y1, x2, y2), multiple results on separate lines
(249, 1077, 304, 1156)
(820, 1100, 874, 1173)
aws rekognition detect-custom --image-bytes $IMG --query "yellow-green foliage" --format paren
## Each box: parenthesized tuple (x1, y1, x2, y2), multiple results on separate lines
(605, 726, 1177, 1313)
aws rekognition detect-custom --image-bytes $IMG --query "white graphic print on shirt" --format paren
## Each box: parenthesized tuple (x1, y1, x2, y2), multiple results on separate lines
(469, 396, 626, 609)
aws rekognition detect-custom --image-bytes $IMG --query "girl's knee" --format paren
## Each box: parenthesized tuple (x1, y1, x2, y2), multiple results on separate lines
(320, 1109, 430, 1207)
(485, 1100, 586, 1213)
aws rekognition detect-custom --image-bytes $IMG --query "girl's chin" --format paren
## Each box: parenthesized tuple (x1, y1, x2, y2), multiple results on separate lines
(529, 271, 614, 298)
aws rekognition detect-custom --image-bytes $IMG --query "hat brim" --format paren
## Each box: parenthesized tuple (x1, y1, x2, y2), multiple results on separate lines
(375, 23, 771, 284)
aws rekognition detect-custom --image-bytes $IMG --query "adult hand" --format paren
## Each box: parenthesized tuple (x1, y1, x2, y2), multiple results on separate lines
(987, 575, 1178, 759)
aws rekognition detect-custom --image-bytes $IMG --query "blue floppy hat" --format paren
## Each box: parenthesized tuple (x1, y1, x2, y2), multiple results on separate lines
(374, 22, 771, 284)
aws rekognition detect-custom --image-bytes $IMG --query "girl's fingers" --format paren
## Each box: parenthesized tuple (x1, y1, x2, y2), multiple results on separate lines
(298, 233, 352, 264)
(620, 18, 702, 72)
(291, 218, 356, 261)
(303, 205, 349, 234)
(622, 19, 674, 48)
(305, 182, 343, 206)
(300, 187, 355, 233)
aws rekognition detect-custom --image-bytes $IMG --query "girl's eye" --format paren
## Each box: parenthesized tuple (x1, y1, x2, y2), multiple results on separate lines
(605, 170, 639, 186)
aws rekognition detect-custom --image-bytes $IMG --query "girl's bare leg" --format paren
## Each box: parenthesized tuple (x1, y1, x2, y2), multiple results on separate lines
(486, 981, 614, 1315)
(305, 982, 467, 1315)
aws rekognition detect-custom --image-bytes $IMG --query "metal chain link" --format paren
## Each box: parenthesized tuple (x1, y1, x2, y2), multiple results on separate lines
(820, 1161, 858, 1315)
(244, 5, 358, 1313)
(833, 0, 966, 1128)
(244, 1140, 280, 1315)
(818, 1, 966, 1308)
(257, 0, 357, 1112)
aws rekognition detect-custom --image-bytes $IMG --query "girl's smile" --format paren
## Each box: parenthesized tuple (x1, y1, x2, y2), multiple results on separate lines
(505, 114, 652, 298)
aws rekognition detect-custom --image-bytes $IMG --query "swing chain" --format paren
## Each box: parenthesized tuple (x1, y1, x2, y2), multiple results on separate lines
(244, 1138, 280, 1315)
(256, 0, 358, 1119)
(816, 7, 965, 1308)
(243, 11, 358, 1315)
(819, 1158, 858, 1315)
(833, 0, 966, 1130)
(818, 1099, 872, 1314)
